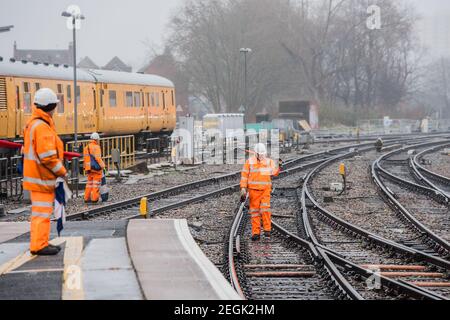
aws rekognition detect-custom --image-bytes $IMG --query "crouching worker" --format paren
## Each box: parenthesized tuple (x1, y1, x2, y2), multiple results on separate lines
(375, 138, 384, 152)
(83, 133, 105, 204)
(240, 143, 282, 241)
(23, 88, 68, 256)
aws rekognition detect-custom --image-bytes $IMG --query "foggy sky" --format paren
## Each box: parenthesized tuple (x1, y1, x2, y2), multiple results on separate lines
(0, 0, 182, 70)
(0, 0, 449, 71)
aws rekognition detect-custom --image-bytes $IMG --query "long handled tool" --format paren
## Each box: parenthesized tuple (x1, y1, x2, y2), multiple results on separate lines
(0, 140, 81, 160)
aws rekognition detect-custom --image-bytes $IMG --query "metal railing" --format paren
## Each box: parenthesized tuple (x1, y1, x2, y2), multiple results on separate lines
(145, 137, 170, 164)
(66, 135, 136, 171)
(0, 156, 23, 200)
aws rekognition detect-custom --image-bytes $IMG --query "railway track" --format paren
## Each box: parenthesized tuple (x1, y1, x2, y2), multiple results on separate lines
(62, 142, 376, 221)
(411, 144, 450, 197)
(373, 141, 450, 258)
(227, 137, 450, 300)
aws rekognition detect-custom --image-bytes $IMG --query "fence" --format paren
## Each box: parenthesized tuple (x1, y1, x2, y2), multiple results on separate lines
(66, 135, 136, 172)
(0, 156, 22, 200)
(145, 137, 171, 164)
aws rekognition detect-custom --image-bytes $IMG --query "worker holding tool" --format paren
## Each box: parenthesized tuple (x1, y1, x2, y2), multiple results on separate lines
(23, 88, 69, 256)
(240, 143, 282, 241)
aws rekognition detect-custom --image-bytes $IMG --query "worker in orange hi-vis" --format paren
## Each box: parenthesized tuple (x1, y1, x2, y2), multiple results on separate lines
(23, 88, 69, 256)
(83, 132, 105, 204)
(240, 143, 282, 241)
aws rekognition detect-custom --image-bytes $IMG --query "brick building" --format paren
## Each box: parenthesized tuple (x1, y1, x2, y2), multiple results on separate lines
(139, 48, 190, 116)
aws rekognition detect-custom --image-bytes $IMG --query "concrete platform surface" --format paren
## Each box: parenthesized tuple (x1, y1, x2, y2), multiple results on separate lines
(0, 220, 241, 300)
(128, 219, 241, 300)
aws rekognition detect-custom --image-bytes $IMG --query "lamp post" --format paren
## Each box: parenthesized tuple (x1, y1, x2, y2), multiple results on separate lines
(62, 10, 85, 153)
(240, 48, 252, 128)
(0, 25, 14, 33)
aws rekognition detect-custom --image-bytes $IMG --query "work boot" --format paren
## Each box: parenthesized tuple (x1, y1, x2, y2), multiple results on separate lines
(31, 245, 60, 256)
(48, 244, 61, 252)
(251, 234, 260, 241)
(264, 231, 271, 238)
(84, 200, 91, 204)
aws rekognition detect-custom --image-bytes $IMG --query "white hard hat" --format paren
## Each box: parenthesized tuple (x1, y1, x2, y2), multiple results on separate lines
(254, 143, 267, 156)
(34, 88, 59, 106)
(90, 132, 100, 141)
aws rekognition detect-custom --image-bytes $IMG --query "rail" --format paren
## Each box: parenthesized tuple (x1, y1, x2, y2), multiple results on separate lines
(300, 138, 450, 299)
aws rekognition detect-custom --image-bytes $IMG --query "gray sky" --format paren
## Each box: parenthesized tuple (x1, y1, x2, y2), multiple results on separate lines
(0, 0, 449, 71)
(0, 0, 182, 70)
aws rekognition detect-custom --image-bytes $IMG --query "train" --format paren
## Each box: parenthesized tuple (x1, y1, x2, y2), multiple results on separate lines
(0, 58, 176, 144)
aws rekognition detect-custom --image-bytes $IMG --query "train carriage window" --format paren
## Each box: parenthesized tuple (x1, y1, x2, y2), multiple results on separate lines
(126, 92, 133, 107)
(155, 93, 160, 107)
(134, 92, 141, 107)
(23, 82, 31, 114)
(162, 92, 166, 110)
(16, 86, 20, 110)
(109, 91, 117, 107)
(35, 83, 41, 91)
(150, 93, 155, 107)
(76, 86, 81, 104)
(56, 84, 64, 113)
(171, 90, 174, 106)
(100, 89, 104, 107)
(146, 93, 150, 107)
(67, 85, 72, 103)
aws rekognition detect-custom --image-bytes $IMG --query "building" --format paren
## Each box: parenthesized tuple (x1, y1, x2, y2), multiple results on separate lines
(14, 41, 73, 66)
(102, 56, 132, 72)
(139, 48, 190, 116)
(13, 42, 132, 72)
(77, 56, 99, 69)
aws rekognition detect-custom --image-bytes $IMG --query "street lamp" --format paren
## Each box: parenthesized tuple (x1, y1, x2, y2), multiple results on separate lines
(240, 48, 252, 128)
(0, 25, 14, 33)
(62, 10, 85, 152)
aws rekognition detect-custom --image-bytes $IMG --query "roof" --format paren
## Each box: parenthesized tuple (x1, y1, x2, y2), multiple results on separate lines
(14, 49, 71, 65)
(103, 56, 132, 72)
(78, 56, 99, 69)
(0, 59, 174, 88)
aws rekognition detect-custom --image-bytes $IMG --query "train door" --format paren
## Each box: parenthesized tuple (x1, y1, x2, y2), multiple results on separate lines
(96, 83, 105, 133)
(92, 86, 98, 133)
(0, 77, 8, 138)
(140, 89, 145, 130)
(144, 91, 150, 131)
(14, 84, 22, 138)
(162, 90, 167, 130)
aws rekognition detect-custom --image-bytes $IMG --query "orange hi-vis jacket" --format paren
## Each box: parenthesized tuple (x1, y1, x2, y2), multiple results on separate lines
(240, 156, 280, 191)
(83, 140, 105, 172)
(23, 108, 67, 193)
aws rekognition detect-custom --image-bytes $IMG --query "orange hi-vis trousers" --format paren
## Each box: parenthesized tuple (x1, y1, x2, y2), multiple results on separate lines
(248, 188, 272, 236)
(30, 191, 55, 252)
(85, 170, 102, 203)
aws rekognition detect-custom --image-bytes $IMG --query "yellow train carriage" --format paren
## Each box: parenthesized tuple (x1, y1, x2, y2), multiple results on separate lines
(0, 58, 176, 141)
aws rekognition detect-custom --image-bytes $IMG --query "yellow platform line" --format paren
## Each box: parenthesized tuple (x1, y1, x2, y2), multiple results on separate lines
(0, 252, 37, 276)
(0, 238, 65, 276)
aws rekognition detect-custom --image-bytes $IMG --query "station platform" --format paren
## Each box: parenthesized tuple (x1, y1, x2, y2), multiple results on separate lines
(0, 220, 241, 300)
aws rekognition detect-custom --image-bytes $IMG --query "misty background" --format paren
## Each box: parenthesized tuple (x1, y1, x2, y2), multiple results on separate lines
(1, 0, 449, 69)
(1, 0, 450, 125)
